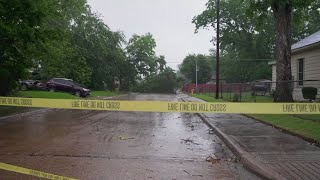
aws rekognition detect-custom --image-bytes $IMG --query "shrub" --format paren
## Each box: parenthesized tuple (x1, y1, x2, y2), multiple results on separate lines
(232, 93, 239, 102)
(302, 87, 318, 102)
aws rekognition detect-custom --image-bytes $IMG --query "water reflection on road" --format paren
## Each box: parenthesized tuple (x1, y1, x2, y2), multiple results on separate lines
(0, 93, 260, 179)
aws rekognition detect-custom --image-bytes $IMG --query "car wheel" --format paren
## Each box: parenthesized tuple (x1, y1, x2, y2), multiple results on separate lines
(49, 87, 55, 92)
(74, 91, 81, 97)
(20, 84, 28, 91)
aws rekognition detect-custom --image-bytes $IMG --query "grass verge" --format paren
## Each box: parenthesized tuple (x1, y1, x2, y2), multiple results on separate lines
(18, 91, 79, 99)
(17, 90, 119, 99)
(0, 90, 119, 117)
(248, 114, 320, 143)
(191, 93, 320, 143)
(90, 91, 118, 97)
(191, 94, 224, 102)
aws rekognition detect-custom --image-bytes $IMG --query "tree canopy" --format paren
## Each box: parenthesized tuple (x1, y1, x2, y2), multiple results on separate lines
(0, 0, 175, 94)
(193, 0, 320, 101)
(179, 54, 214, 84)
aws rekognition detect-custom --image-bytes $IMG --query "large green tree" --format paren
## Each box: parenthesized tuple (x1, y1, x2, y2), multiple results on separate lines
(134, 67, 177, 93)
(193, 0, 320, 101)
(247, 0, 318, 102)
(0, 0, 168, 94)
(127, 33, 166, 78)
(35, 0, 92, 85)
(193, 0, 275, 84)
(36, 2, 128, 90)
(179, 54, 214, 84)
(0, 0, 50, 95)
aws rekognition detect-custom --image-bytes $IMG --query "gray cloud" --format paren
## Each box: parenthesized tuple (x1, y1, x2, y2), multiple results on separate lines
(87, 0, 214, 69)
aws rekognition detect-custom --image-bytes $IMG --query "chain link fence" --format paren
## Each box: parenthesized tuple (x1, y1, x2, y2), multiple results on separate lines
(182, 80, 320, 102)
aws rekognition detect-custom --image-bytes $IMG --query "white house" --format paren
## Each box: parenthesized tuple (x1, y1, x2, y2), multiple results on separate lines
(270, 31, 320, 101)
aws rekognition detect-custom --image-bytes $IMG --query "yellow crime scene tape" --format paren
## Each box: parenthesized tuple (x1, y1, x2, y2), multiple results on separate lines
(0, 96, 320, 114)
(0, 162, 76, 180)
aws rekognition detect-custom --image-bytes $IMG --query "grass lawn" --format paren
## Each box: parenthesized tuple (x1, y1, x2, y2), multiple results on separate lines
(220, 92, 274, 102)
(17, 90, 119, 99)
(0, 90, 119, 117)
(18, 91, 79, 99)
(192, 93, 320, 143)
(249, 114, 320, 142)
(194, 93, 274, 102)
(293, 114, 320, 122)
(90, 91, 118, 97)
(192, 94, 224, 102)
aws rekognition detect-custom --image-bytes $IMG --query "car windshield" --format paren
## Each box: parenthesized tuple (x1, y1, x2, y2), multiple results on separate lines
(1, 0, 320, 179)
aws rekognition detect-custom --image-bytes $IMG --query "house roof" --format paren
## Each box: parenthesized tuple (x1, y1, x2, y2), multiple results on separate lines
(292, 30, 320, 50)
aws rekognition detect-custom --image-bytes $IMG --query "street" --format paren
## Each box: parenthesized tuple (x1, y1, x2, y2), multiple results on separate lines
(0, 94, 260, 179)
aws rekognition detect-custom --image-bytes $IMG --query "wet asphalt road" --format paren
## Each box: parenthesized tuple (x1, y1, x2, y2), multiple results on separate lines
(0, 94, 261, 179)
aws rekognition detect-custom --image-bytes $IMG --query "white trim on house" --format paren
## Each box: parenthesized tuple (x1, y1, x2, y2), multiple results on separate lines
(292, 31, 320, 52)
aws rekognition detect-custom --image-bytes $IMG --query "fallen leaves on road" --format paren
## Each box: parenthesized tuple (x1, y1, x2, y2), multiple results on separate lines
(183, 170, 203, 177)
(181, 138, 200, 145)
(183, 170, 190, 175)
(206, 156, 221, 165)
(208, 129, 215, 134)
(119, 136, 135, 140)
(192, 175, 203, 177)
(184, 122, 195, 131)
(146, 169, 154, 172)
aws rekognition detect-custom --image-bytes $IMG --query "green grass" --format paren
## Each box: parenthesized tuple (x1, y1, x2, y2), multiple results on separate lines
(254, 96, 274, 102)
(192, 93, 320, 143)
(192, 93, 273, 103)
(18, 91, 79, 99)
(217, 92, 274, 102)
(0, 90, 119, 117)
(249, 114, 320, 142)
(293, 114, 320, 122)
(0, 91, 79, 117)
(192, 94, 224, 102)
(17, 90, 119, 99)
(90, 91, 118, 97)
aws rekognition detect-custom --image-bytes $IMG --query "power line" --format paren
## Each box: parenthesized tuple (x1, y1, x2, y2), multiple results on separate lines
(164, 59, 275, 63)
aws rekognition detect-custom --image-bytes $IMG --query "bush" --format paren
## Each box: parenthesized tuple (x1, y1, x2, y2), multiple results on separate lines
(302, 87, 318, 102)
(232, 93, 239, 102)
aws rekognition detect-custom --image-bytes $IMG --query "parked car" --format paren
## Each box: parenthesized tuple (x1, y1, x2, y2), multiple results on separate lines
(20, 80, 45, 90)
(251, 80, 271, 95)
(46, 78, 91, 97)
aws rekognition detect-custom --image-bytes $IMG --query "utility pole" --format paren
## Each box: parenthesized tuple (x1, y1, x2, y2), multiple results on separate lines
(215, 0, 220, 99)
(195, 58, 198, 93)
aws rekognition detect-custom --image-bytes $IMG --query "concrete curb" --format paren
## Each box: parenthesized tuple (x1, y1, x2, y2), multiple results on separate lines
(180, 97, 287, 180)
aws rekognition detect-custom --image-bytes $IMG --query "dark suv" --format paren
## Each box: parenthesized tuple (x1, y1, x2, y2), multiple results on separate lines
(46, 78, 91, 97)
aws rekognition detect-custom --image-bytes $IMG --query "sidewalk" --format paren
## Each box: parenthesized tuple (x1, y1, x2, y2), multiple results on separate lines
(181, 94, 320, 180)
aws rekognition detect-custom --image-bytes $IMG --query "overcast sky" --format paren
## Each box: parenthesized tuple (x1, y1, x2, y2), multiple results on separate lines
(87, 0, 213, 70)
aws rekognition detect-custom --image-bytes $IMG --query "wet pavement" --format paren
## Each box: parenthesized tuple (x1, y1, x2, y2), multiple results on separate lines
(0, 94, 260, 179)
(183, 95, 320, 180)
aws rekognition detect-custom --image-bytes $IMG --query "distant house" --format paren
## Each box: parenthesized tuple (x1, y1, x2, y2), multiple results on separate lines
(270, 30, 320, 100)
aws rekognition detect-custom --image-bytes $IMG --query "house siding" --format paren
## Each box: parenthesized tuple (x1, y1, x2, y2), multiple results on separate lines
(291, 48, 320, 101)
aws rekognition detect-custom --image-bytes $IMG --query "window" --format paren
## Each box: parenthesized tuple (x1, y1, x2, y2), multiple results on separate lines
(298, 58, 304, 86)
(65, 80, 75, 86)
(54, 79, 63, 84)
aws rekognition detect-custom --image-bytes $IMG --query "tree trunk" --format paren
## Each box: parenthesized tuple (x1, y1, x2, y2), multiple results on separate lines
(272, 3, 294, 102)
